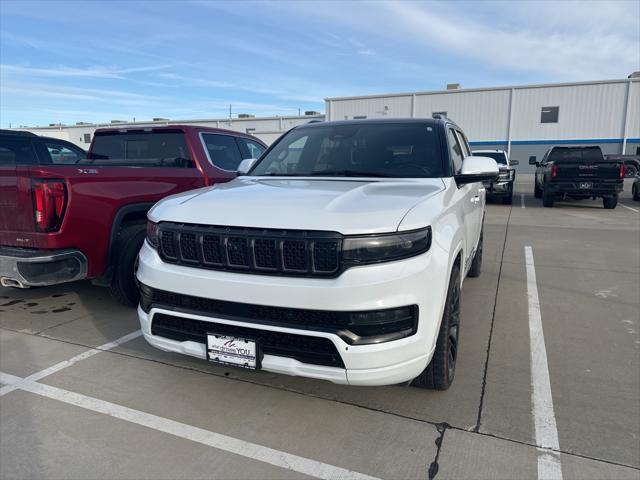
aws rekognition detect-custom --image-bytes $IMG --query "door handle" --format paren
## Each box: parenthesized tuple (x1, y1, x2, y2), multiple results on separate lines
(471, 195, 480, 203)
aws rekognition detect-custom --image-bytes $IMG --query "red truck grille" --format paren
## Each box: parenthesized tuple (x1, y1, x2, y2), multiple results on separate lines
(157, 223, 341, 277)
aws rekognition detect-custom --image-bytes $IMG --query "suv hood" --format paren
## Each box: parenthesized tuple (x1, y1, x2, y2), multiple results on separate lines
(150, 177, 445, 234)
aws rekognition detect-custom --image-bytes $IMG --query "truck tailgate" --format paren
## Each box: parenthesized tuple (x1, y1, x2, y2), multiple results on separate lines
(1, 165, 205, 275)
(555, 161, 623, 180)
(0, 165, 35, 234)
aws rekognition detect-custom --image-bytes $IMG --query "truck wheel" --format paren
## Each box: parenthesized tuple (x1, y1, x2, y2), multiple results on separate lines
(110, 225, 146, 307)
(412, 264, 461, 390)
(603, 195, 618, 209)
(502, 192, 513, 205)
(542, 192, 554, 208)
(633, 185, 640, 201)
(534, 182, 542, 198)
(467, 228, 483, 278)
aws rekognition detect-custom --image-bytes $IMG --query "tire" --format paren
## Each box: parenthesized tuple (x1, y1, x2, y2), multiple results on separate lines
(467, 228, 483, 278)
(412, 264, 461, 390)
(625, 165, 638, 178)
(542, 191, 555, 208)
(110, 225, 146, 307)
(603, 195, 618, 209)
(534, 181, 542, 198)
(502, 192, 513, 205)
(633, 184, 640, 201)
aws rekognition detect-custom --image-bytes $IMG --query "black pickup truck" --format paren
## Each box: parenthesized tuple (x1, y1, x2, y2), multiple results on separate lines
(531, 146, 624, 209)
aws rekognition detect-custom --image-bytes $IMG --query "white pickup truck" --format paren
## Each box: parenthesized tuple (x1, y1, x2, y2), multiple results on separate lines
(137, 118, 498, 390)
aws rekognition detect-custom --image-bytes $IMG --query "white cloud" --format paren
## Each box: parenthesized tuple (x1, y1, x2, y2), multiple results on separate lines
(1, 63, 173, 79)
(278, 0, 639, 80)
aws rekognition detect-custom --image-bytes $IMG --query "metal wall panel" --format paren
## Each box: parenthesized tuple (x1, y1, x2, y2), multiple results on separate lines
(414, 89, 511, 141)
(511, 83, 628, 140)
(625, 81, 640, 140)
(328, 95, 413, 121)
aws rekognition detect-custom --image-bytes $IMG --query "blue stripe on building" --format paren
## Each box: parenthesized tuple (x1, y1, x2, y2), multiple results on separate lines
(470, 138, 640, 146)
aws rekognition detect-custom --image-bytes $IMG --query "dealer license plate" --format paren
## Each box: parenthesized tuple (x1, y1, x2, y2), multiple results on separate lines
(207, 334, 258, 369)
(579, 182, 593, 189)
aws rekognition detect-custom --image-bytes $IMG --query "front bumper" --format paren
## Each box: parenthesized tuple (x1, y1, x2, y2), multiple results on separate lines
(484, 171, 514, 196)
(0, 246, 87, 287)
(136, 241, 448, 386)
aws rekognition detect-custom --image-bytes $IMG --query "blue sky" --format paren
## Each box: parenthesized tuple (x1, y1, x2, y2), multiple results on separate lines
(1, 0, 638, 127)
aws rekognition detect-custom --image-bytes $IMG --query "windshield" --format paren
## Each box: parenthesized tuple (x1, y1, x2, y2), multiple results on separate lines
(250, 123, 444, 178)
(474, 151, 507, 165)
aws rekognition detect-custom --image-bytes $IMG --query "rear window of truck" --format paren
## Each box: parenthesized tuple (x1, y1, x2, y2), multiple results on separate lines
(548, 147, 603, 163)
(474, 151, 507, 165)
(86, 130, 193, 168)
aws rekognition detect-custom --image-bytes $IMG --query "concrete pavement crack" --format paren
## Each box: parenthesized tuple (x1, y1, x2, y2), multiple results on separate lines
(474, 203, 513, 433)
(427, 422, 448, 479)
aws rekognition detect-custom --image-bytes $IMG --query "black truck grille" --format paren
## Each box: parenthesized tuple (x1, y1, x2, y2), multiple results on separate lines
(157, 223, 342, 277)
(151, 313, 345, 368)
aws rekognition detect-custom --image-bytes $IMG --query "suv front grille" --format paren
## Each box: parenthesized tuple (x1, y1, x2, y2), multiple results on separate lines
(157, 223, 342, 277)
(151, 313, 345, 368)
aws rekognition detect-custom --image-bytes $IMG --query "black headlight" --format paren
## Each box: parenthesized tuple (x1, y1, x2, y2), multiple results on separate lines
(146, 221, 159, 249)
(342, 227, 431, 266)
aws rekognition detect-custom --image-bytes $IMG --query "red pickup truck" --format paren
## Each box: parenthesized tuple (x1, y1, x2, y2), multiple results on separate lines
(0, 125, 266, 305)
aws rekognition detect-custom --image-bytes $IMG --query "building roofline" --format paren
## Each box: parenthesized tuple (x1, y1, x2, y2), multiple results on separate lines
(324, 77, 639, 102)
(14, 114, 325, 131)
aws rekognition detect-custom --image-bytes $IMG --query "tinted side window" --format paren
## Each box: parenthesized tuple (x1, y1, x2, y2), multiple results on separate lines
(238, 138, 266, 160)
(0, 138, 37, 166)
(88, 131, 193, 167)
(447, 129, 464, 174)
(201, 134, 243, 171)
(43, 142, 84, 164)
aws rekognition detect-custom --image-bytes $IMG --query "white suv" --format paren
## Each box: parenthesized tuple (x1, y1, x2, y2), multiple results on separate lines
(137, 118, 498, 390)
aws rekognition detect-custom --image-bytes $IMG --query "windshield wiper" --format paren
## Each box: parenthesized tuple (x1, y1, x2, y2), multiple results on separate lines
(307, 170, 392, 178)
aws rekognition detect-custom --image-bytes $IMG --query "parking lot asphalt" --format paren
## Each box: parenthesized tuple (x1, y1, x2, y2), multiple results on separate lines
(1, 175, 639, 480)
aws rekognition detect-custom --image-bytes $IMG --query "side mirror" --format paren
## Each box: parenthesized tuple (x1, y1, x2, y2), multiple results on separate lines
(510, 159, 519, 166)
(455, 156, 499, 186)
(528, 156, 537, 165)
(237, 158, 258, 175)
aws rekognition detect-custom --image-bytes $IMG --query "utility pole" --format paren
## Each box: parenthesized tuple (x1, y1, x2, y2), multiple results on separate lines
(229, 104, 232, 121)
(298, 108, 301, 116)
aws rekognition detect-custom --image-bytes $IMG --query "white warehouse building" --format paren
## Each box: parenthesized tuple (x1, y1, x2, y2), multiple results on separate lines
(325, 77, 640, 171)
(16, 76, 639, 172)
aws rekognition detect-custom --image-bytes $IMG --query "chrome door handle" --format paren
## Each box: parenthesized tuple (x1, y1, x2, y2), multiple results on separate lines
(471, 196, 480, 203)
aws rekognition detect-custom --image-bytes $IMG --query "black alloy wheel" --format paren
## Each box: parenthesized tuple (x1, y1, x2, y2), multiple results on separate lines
(446, 278, 461, 380)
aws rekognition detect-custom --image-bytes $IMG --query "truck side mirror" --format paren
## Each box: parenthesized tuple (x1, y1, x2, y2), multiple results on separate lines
(528, 156, 537, 165)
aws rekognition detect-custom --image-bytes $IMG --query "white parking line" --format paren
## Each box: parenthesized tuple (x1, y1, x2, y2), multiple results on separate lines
(521, 194, 526, 208)
(0, 371, 380, 480)
(524, 246, 563, 480)
(619, 202, 639, 213)
(0, 330, 142, 397)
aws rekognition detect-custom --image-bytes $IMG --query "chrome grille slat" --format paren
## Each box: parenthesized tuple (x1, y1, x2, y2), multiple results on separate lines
(158, 223, 341, 277)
